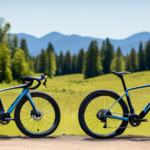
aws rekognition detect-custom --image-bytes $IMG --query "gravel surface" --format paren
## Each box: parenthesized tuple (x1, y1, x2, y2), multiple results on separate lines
(0, 135, 150, 150)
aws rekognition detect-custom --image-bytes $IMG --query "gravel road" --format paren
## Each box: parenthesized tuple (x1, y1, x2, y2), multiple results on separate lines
(0, 135, 150, 150)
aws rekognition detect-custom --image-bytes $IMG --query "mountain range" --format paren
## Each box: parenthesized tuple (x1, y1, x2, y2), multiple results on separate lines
(10, 32, 150, 56)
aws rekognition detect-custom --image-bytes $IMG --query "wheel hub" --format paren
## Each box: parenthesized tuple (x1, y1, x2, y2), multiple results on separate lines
(97, 109, 111, 122)
(31, 110, 43, 121)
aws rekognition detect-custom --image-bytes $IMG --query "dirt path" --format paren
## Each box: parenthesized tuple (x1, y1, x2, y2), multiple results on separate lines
(0, 135, 150, 150)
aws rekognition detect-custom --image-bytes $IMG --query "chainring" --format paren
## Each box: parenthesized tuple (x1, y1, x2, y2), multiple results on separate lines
(0, 113, 10, 125)
(129, 114, 141, 127)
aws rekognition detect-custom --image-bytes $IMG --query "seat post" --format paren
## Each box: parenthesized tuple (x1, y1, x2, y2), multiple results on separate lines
(119, 75, 127, 92)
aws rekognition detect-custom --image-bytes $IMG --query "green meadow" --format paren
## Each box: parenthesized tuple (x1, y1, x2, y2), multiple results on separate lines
(1, 71, 150, 136)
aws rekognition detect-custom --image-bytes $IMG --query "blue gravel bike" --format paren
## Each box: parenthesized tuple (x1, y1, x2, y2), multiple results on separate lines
(78, 71, 149, 139)
(0, 71, 60, 138)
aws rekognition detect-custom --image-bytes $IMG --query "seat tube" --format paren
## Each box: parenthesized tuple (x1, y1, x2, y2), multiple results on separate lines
(120, 76, 134, 113)
(26, 93, 39, 116)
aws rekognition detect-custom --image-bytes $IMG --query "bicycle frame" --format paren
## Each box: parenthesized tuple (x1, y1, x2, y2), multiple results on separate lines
(0, 84, 39, 119)
(103, 76, 150, 122)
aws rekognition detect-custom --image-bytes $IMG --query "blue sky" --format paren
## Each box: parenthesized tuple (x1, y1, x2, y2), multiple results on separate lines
(0, 0, 150, 39)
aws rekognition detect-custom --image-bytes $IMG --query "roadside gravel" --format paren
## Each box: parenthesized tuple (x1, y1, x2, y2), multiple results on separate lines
(0, 135, 150, 150)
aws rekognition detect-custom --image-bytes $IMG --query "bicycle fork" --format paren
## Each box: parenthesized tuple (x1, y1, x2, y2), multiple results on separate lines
(26, 93, 40, 117)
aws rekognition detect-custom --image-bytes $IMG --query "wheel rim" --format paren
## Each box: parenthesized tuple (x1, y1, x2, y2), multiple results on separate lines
(20, 97, 56, 134)
(83, 95, 125, 136)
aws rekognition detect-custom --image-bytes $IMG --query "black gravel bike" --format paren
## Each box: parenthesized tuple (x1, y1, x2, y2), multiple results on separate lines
(78, 71, 149, 139)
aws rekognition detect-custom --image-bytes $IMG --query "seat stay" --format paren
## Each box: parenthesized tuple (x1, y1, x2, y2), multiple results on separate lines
(104, 92, 127, 116)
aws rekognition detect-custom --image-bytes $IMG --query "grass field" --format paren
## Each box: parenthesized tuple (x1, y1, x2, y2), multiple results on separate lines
(1, 71, 150, 136)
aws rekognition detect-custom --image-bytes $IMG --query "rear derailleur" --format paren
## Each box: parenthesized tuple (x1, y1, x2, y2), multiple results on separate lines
(96, 109, 111, 128)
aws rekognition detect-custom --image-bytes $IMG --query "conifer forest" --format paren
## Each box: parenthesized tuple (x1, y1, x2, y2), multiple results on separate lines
(0, 18, 150, 82)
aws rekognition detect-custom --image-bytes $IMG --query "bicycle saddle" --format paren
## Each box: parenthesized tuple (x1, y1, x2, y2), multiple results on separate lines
(111, 70, 131, 77)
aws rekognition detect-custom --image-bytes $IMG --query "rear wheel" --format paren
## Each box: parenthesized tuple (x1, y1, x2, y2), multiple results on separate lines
(15, 92, 60, 138)
(78, 90, 129, 139)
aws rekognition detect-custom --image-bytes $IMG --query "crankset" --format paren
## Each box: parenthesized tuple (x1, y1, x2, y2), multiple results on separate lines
(129, 114, 147, 127)
(0, 113, 11, 125)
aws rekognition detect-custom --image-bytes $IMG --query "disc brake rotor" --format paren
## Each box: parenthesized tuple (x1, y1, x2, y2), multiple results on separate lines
(31, 110, 43, 121)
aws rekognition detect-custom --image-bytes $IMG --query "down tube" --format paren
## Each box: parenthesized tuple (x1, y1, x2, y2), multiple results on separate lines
(7, 88, 29, 114)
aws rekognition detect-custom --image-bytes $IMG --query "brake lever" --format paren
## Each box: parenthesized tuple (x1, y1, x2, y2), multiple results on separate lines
(43, 76, 47, 88)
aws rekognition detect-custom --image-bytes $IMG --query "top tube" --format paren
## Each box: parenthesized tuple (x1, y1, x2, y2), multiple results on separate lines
(127, 84, 150, 92)
(0, 84, 28, 93)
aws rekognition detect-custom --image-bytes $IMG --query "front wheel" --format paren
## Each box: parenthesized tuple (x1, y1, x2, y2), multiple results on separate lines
(15, 91, 60, 138)
(78, 90, 129, 139)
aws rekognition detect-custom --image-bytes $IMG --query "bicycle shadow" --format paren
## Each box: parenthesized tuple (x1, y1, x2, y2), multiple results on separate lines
(0, 135, 58, 140)
(83, 135, 150, 142)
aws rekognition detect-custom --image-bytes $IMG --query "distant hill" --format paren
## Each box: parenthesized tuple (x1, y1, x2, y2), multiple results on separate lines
(11, 32, 150, 56)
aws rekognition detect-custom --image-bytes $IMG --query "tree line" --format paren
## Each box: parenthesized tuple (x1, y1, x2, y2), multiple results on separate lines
(0, 18, 34, 83)
(1, 18, 150, 82)
(33, 46, 84, 76)
(34, 38, 150, 79)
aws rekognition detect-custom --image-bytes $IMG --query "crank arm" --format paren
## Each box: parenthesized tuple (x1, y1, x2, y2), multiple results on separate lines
(135, 119, 148, 122)
(4, 118, 15, 121)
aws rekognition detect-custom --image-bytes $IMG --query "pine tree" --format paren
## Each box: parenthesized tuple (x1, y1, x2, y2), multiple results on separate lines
(64, 51, 71, 74)
(55, 54, 61, 75)
(11, 35, 18, 59)
(20, 38, 29, 62)
(77, 48, 84, 73)
(125, 54, 131, 71)
(99, 41, 105, 62)
(39, 49, 48, 74)
(46, 50, 56, 78)
(59, 51, 64, 74)
(72, 55, 77, 74)
(34, 55, 40, 73)
(129, 48, 139, 72)
(100, 38, 114, 74)
(145, 40, 150, 70)
(46, 42, 56, 77)
(83, 41, 103, 79)
(138, 42, 145, 71)
(0, 42, 12, 83)
(110, 47, 125, 72)
(47, 42, 54, 53)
